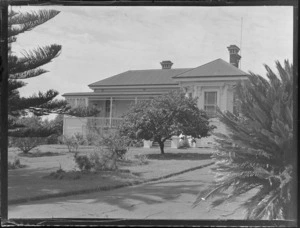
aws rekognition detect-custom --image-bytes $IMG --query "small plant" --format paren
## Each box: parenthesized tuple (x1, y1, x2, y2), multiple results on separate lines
(48, 167, 66, 179)
(74, 154, 93, 171)
(8, 157, 25, 170)
(46, 134, 61, 144)
(135, 154, 149, 165)
(74, 133, 86, 145)
(63, 135, 79, 152)
(11, 137, 45, 154)
(86, 132, 99, 146)
(73, 149, 117, 172)
(98, 131, 131, 160)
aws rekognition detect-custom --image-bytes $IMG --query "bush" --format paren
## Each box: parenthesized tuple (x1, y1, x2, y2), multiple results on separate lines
(74, 148, 118, 172)
(97, 131, 131, 160)
(8, 157, 25, 170)
(11, 137, 46, 154)
(135, 154, 149, 165)
(45, 134, 61, 144)
(62, 135, 80, 152)
(86, 132, 99, 146)
(74, 153, 94, 171)
(178, 136, 190, 149)
(74, 133, 86, 145)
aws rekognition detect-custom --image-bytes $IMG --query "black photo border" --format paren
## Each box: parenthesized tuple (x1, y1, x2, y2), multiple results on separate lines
(1, 0, 298, 227)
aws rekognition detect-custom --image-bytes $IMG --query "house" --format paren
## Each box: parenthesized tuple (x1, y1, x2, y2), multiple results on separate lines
(62, 45, 248, 146)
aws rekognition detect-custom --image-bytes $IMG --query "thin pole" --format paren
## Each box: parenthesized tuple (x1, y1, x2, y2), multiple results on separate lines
(0, 0, 9, 221)
(109, 97, 112, 128)
(240, 17, 243, 69)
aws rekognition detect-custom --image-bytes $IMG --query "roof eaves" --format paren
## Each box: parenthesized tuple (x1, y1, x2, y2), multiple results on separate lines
(174, 74, 249, 79)
(89, 83, 179, 88)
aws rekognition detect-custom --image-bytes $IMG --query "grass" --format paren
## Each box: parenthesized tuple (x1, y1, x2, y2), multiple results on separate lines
(5, 144, 214, 204)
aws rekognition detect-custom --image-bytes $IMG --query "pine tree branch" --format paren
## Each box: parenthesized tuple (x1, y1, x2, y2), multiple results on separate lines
(9, 89, 59, 113)
(8, 10, 60, 39)
(9, 68, 48, 79)
(8, 44, 61, 76)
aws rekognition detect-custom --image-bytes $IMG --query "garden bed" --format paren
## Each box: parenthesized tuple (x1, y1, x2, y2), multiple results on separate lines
(5, 144, 214, 203)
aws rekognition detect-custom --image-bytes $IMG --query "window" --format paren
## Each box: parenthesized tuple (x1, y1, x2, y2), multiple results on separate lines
(204, 91, 217, 117)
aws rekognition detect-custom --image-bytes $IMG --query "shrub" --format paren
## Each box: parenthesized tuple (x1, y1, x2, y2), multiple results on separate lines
(47, 167, 67, 179)
(98, 131, 131, 160)
(178, 136, 190, 149)
(86, 132, 99, 146)
(135, 154, 149, 165)
(8, 157, 25, 170)
(74, 153, 93, 171)
(11, 137, 45, 154)
(74, 149, 118, 172)
(63, 135, 79, 152)
(74, 133, 86, 145)
(45, 134, 61, 144)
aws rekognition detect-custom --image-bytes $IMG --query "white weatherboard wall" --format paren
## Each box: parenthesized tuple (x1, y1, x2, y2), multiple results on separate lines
(63, 116, 87, 137)
(198, 118, 229, 147)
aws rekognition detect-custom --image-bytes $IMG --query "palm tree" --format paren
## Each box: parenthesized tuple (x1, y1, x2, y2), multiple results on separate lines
(194, 60, 296, 220)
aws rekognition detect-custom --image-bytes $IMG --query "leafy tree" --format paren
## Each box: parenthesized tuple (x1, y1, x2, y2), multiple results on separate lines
(119, 90, 215, 154)
(7, 9, 69, 137)
(194, 60, 295, 220)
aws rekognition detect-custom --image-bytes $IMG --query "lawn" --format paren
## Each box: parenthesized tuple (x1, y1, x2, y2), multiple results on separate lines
(5, 144, 214, 204)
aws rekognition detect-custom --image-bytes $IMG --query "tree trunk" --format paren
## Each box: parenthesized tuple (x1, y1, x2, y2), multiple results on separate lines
(158, 141, 164, 154)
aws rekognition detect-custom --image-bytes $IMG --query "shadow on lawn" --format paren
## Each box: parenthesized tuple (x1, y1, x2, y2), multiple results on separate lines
(145, 153, 212, 160)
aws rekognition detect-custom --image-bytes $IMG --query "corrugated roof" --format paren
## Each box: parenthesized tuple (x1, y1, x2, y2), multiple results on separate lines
(173, 58, 248, 78)
(88, 58, 248, 88)
(88, 68, 192, 87)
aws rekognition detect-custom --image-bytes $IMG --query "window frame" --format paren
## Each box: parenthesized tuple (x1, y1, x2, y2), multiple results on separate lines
(203, 90, 218, 117)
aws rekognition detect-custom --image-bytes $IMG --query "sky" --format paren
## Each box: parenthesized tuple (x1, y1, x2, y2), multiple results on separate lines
(11, 5, 294, 100)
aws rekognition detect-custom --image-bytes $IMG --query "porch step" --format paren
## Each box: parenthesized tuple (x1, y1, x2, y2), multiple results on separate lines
(152, 140, 171, 148)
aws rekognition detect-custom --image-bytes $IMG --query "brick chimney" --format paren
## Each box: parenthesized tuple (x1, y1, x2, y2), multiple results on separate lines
(160, 60, 173, 69)
(227, 45, 241, 68)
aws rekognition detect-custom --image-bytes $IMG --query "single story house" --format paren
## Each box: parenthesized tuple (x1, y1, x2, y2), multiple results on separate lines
(62, 45, 248, 147)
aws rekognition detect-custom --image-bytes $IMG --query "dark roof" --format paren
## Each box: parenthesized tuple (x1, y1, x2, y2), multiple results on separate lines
(173, 58, 248, 78)
(88, 68, 192, 87)
(88, 58, 248, 88)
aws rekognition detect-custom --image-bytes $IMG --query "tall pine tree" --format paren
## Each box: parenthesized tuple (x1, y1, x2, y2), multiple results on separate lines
(194, 60, 295, 220)
(7, 9, 68, 136)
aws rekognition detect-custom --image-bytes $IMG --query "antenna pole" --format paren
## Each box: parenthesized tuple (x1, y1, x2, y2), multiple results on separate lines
(240, 17, 243, 69)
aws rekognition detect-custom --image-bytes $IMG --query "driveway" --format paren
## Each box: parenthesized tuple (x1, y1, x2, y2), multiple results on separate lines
(8, 165, 247, 220)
